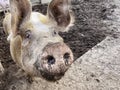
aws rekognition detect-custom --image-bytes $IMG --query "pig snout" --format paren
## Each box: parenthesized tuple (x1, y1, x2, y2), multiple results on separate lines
(34, 42, 74, 81)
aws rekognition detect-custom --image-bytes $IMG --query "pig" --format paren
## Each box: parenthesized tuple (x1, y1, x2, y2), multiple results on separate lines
(3, 0, 74, 81)
(0, 0, 9, 14)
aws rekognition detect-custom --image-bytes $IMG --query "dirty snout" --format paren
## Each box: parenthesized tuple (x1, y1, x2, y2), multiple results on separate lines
(35, 42, 74, 81)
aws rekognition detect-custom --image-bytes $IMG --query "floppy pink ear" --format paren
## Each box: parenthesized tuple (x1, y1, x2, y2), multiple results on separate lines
(10, 0, 32, 36)
(47, 0, 71, 28)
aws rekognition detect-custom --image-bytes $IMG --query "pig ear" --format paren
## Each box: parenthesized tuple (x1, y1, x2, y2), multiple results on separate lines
(10, 0, 32, 36)
(47, 0, 72, 28)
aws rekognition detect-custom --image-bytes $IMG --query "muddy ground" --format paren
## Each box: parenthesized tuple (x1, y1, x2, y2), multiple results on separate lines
(0, 0, 117, 90)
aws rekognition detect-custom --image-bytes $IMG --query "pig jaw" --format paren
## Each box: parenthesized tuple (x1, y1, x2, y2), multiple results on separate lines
(34, 42, 74, 81)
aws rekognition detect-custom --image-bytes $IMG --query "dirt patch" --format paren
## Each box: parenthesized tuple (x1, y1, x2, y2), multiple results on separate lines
(0, 0, 116, 89)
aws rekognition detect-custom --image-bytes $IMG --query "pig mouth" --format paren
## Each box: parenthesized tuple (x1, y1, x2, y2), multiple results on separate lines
(34, 60, 69, 81)
(39, 69, 65, 81)
(34, 58, 69, 81)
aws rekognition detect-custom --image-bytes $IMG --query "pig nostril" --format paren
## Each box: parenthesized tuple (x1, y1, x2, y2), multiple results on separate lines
(64, 53, 70, 65)
(64, 53, 70, 60)
(47, 55, 55, 65)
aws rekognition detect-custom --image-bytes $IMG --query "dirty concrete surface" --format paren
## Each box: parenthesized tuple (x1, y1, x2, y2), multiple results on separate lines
(1, 0, 120, 90)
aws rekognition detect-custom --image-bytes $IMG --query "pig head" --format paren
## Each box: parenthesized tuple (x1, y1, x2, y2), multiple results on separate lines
(3, 0, 74, 81)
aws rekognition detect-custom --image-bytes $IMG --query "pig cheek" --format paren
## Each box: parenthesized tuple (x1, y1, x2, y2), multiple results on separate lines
(21, 49, 36, 75)
(22, 39, 30, 47)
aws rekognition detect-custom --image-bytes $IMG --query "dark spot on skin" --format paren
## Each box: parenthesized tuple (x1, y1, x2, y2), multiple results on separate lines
(52, 31, 58, 37)
(54, 31, 57, 35)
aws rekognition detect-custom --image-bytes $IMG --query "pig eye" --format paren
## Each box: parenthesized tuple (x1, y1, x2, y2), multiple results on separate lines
(25, 30, 31, 39)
